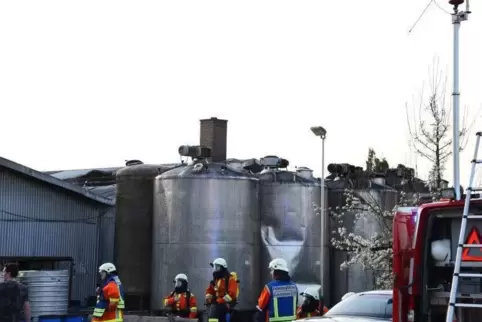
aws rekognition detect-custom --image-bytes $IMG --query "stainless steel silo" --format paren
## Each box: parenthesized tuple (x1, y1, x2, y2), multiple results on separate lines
(348, 176, 398, 291)
(151, 146, 260, 313)
(257, 156, 328, 304)
(115, 160, 181, 308)
(326, 167, 398, 302)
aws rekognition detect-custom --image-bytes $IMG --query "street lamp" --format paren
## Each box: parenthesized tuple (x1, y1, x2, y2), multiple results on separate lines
(310, 126, 328, 304)
(449, 0, 470, 201)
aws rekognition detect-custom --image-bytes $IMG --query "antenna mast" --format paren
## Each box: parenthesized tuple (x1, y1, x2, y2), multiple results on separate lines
(450, 0, 470, 200)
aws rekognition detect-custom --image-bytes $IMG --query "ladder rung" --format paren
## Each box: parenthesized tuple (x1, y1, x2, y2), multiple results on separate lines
(472, 159, 482, 164)
(467, 187, 482, 192)
(458, 273, 482, 278)
(462, 244, 482, 248)
(454, 303, 482, 308)
(466, 215, 482, 219)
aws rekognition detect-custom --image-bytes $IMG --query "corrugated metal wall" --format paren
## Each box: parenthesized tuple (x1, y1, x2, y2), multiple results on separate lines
(0, 167, 115, 305)
(99, 207, 115, 264)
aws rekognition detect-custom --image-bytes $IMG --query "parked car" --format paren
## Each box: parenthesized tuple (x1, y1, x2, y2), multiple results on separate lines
(297, 290, 392, 321)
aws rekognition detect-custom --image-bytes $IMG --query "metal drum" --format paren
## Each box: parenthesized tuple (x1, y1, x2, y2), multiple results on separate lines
(18, 270, 69, 319)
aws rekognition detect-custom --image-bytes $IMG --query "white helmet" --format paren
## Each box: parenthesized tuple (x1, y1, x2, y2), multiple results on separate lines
(341, 292, 355, 301)
(99, 263, 116, 274)
(210, 258, 228, 268)
(431, 239, 451, 262)
(301, 287, 320, 300)
(268, 258, 289, 273)
(174, 273, 188, 282)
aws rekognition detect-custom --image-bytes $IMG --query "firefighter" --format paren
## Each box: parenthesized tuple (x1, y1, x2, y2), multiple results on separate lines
(163, 273, 197, 319)
(296, 287, 328, 319)
(256, 258, 298, 322)
(92, 263, 125, 322)
(205, 258, 238, 322)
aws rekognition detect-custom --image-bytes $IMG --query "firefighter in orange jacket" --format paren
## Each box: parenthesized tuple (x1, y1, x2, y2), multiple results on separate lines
(93, 263, 125, 322)
(205, 258, 238, 322)
(296, 287, 328, 319)
(163, 273, 197, 319)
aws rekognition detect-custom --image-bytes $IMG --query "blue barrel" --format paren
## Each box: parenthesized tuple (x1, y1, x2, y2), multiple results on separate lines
(38, 314, 88, 322)
(38, 315, 64, 322)
(64, 315, 87, 322)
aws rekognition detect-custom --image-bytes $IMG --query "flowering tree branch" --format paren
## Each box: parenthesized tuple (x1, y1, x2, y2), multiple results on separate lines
(327, 189, 409, 289)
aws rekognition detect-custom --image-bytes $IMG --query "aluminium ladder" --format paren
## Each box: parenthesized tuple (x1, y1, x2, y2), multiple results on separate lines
(447, 132, 482, 322)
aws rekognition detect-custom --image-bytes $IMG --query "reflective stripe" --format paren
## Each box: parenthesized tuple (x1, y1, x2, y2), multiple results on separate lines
(206, 294, 213, 299)
(307, 313, 311, 317)
(110, 298, 119, 303)
(268, 296, 296, 322)
(114, 284, 125, 310)
(208, 319, 218, 322)
(93, 308, 105, 318)
(190, 307, 197, 312)
(223, 295, 232, 302)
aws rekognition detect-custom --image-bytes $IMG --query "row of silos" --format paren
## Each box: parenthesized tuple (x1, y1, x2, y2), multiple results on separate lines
(150, 150, 325, 312)
(114, 148, 399, 312)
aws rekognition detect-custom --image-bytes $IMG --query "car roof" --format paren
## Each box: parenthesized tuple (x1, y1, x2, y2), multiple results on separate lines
(356, 290, 392, 296)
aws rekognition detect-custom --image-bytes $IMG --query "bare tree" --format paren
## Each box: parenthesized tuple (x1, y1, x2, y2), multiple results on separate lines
(406, 57, 475, 190)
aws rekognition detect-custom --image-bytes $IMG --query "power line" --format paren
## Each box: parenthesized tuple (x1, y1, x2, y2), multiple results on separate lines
(408, 0, 435, 35)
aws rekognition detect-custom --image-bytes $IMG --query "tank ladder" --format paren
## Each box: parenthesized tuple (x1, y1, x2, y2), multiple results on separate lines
(447, 132, 482, 322)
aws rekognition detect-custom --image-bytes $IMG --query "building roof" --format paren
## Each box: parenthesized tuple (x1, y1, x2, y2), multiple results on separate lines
(46, 167, 119, 202)
(47, 167, 120, 180)
(0, 157, 115, 206)
(84, 184, 117, 201)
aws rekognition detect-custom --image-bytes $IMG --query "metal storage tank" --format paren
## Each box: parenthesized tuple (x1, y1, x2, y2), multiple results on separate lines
(257, 156, 328, 304)
(151, 146, 260, 313)
(326, 164, 398, 302)
(115, 160, 181, 308)
(18, 270, 69, 319)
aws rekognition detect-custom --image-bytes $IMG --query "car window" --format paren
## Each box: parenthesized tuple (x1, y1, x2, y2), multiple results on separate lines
(325, 293, 392, 319)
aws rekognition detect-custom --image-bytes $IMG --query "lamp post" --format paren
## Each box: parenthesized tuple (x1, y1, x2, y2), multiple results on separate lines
(311, 126, 328, 304)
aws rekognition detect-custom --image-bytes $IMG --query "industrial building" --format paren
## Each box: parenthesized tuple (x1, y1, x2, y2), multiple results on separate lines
(0, 157, 115, 306)
(0, 117, 431, 318)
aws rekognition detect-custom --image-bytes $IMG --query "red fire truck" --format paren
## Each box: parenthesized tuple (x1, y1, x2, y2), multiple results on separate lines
(393, 197, 482, 322)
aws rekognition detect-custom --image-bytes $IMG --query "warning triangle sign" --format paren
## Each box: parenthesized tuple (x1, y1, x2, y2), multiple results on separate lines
(462, 227, 482, 261)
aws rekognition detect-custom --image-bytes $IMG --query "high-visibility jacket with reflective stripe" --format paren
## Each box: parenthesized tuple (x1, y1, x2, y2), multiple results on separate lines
(93, 275, 125, 322)
(257, 280, 298, 322)
(205, 275, 237, 305)
(163, 291, 197, 319)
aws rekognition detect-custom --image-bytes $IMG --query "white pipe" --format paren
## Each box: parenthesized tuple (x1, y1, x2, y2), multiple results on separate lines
(320, 137, 329, 304)
(453, 13, 461, 200)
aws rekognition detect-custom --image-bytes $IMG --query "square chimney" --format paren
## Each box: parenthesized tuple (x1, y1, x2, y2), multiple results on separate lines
(200, 117, 227, 162)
